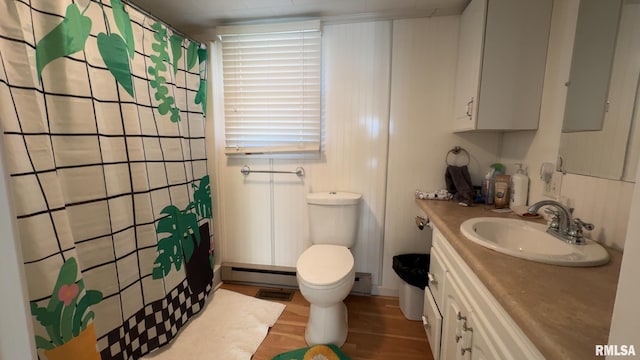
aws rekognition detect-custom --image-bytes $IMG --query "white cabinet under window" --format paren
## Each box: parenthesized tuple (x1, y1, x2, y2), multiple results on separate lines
(423, 226, 543, 359)
(452, 0, 552, 132)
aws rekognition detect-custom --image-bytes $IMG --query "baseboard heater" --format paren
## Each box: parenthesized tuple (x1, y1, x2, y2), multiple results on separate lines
(221, 262, 372, 295)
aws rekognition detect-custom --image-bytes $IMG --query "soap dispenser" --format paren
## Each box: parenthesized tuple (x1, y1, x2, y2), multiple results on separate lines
(510, 163, 529, 207)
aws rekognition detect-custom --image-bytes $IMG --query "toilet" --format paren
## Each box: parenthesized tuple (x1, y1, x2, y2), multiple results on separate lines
(296, 191, 361, 347)
(296, 192, 361, 346)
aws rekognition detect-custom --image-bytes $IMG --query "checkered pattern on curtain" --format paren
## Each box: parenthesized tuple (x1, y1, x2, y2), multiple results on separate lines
(0, 1, 212, 359)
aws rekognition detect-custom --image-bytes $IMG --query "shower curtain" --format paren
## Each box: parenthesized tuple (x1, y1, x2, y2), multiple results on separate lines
(0, 0, 212, 359)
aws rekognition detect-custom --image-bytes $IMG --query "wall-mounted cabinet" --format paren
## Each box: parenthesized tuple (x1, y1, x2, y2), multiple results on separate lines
(452, 0, 553, 132)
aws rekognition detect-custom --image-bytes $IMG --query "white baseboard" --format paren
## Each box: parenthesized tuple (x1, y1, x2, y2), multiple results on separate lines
(213, 264, 222, 290)
(220, 262, 372, 295)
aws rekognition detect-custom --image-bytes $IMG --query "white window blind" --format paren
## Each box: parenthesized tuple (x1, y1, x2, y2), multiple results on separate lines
(218, 20, 322, 156)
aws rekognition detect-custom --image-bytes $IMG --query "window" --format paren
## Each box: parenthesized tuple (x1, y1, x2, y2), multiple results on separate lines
(217, 20, 322, 156)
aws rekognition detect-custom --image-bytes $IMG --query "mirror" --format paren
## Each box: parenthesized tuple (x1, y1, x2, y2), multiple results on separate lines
(559, 0, 640, 181)
(562, 0, 621, 132)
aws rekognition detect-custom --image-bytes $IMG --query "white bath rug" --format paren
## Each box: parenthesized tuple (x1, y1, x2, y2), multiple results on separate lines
(144, 288, 286, 360)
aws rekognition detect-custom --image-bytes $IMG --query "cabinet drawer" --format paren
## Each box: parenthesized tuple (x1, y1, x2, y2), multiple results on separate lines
(428, 247, 447, 309)
(423, 287, 442, 360)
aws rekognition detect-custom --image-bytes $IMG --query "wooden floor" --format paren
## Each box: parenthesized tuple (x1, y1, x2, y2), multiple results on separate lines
(220, 283, 434, 360)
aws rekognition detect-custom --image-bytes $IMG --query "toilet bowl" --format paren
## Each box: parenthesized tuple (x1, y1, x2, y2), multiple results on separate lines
(297, 244, 355, 346)
(297, 191, 361, 347)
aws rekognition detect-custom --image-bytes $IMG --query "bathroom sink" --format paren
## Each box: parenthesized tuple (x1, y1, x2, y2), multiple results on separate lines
(459, 217, 609, 267)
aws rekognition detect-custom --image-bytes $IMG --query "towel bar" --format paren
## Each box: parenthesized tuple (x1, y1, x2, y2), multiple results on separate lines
(240, 165, 305, 177)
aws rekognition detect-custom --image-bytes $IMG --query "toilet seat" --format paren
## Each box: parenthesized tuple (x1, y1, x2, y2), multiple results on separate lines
(297, 244, 354, 288)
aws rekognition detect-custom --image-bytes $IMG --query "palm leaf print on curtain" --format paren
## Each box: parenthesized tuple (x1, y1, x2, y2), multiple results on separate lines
(0, 0, 212, 359)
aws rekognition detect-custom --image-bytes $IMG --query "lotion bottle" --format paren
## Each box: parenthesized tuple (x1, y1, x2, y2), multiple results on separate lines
(510, 163, 529, 207)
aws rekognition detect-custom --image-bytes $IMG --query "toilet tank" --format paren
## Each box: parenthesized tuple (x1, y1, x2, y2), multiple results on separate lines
(307, 192, 361, 247)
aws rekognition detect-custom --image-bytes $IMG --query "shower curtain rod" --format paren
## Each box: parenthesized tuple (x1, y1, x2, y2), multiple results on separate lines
(122, 0, 195, 41)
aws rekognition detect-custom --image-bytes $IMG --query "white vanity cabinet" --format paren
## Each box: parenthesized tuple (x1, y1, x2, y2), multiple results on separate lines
(439, 272, 474, 360)
(440, 272, 503, 360)
(422, 226, 543, 359)
(452, 0, 552, 132)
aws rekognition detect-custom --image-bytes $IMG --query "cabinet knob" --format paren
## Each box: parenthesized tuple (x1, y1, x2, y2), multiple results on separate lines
(427, 272, 438, 285)
(421, 315, 431, 330)
(466, 98, 474, 118)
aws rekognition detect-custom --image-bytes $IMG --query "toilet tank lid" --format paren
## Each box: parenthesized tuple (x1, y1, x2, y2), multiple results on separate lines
(306, 192, 361, 205)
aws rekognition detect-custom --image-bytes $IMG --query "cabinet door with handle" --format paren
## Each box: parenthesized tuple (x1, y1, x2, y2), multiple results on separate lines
(440, 272, 473, 360)
(466, 311, 502, 360)
(423, 287, 443, 359)
(452, 0, 486, 131)
(428, 247, 448, 309)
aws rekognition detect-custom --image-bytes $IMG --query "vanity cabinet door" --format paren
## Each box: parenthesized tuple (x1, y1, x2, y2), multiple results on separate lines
(441, 272, 503, 360)
(467, 313, 502, 360)
(440, 272, 473, 360)
(423, 287, 442, 359)
(428, 246, 447, 309)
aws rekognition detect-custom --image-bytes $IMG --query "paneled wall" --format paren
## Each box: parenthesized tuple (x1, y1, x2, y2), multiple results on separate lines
(210, 18, 505, 295)
(211, 21, 393, 285)
(381, 17, 501, 294)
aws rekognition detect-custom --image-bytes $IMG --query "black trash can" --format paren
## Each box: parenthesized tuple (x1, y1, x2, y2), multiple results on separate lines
(392, 253, 431, 320)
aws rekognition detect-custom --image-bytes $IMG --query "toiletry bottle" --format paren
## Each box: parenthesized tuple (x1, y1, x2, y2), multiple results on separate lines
(494, 174, 511, 209)
(481, 168, 495, 205)
(510, 163, 529, 208)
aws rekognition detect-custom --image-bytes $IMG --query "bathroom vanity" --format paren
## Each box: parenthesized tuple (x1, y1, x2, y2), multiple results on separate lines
(417, 200, 623, 360)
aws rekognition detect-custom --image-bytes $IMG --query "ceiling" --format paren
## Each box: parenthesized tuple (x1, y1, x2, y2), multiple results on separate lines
(126, 0, 468, 39)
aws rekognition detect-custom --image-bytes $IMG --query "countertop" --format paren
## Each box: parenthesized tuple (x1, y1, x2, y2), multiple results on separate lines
(416, 199, 623, 360)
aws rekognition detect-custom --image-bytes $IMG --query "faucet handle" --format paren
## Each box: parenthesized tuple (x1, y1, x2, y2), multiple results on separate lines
(573, 218, 594, 231)
(544, 208, 561, 231)
(567, 218, 594, 244)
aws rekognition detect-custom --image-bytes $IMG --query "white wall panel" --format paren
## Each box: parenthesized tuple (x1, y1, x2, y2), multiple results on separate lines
(381, 17, 502, 295)
(214, 21, 393, 281)
(221, 159, 273, 264)
(272, 160, 310, 267)
(560, 174, 633, 250)
(0, 121, 37, 360)
(307, 21, 392, 283)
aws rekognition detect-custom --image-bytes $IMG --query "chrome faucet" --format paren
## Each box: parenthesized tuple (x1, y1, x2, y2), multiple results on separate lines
(527, 200, 594, 245)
